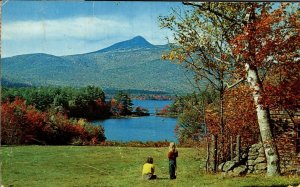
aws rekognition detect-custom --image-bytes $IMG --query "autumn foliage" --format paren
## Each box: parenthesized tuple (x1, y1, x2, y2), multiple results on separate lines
(1, 98, 106, 145)
(230, 3, 299, 111)
(206, 85, 260, 155)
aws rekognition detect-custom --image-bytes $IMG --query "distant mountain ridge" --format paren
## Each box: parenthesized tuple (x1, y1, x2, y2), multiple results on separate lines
(1, 36, 194, 94)
(92, 36, 157, 53)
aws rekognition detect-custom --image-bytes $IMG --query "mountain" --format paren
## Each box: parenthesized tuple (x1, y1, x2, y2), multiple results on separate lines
(2, 53, 82, 87)
(92, 36, 156, 53)
(1, 36, 194, 93)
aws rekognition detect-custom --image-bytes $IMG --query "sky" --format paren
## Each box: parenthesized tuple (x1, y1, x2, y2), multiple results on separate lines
(2, 1, 184, 58)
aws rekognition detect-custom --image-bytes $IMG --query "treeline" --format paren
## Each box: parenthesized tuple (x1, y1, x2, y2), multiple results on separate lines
(1, 86, 149, 145)
(105, 88, 169, 96)
(105, 90, 175, 101)
(2, 86, 149, 120)
(2, 86, 108, 119)
(132, 94, 175, 101)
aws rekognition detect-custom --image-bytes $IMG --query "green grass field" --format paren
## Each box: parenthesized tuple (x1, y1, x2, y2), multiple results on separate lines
(1, 146, 299, 187)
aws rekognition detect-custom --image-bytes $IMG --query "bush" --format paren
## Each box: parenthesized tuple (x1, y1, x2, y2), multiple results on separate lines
(1, 99, 106, 145)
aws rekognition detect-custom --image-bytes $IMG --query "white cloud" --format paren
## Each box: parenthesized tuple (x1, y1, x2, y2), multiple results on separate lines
(3, 16, 131, 41)
(2, 16, 174, 57)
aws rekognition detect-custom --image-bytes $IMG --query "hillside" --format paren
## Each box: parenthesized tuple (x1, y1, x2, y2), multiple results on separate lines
(1, 36, 194, 94)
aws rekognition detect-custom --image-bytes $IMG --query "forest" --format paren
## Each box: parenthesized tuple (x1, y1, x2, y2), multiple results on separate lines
(1, 86, 149, 145)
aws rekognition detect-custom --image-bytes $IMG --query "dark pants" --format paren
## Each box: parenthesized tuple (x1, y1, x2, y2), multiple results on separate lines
(143, 173, 157, 180)
(169, 160, 176, 179)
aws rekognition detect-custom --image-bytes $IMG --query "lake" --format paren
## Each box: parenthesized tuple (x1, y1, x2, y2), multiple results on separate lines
(92, 100, 178, 142)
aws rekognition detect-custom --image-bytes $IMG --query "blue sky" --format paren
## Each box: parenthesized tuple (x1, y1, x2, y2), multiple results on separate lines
(2, 1, 183, 57)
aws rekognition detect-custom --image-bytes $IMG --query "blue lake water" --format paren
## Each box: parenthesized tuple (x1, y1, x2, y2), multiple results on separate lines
(92, 100, 178, 142)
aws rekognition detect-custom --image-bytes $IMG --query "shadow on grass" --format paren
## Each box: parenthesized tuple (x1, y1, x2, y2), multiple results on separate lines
(156, 177, 170, 180)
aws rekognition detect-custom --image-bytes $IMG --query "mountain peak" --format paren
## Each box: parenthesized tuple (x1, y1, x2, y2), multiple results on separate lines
(95, 36, 156, 53)
(130, 35, 148, 42)
(124, 36, 152, 47)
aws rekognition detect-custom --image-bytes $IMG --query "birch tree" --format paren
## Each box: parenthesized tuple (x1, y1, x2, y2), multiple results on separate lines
(230, 3, 299, 176)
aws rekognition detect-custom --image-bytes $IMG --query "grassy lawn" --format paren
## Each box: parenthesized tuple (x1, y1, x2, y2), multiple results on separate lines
(1, 146, 299, 187)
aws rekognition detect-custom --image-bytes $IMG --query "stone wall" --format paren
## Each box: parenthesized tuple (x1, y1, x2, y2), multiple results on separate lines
(246, 143, 267, 174)
(271, 109, 300, 173)
(218, 142, 300, 176)
(216, 108, 300, 176)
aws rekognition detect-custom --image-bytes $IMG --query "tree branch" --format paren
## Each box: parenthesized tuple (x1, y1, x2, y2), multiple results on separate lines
(225, 78, 245, 89)
(182, 2, 247, 25)
(184, 70, 203, 93)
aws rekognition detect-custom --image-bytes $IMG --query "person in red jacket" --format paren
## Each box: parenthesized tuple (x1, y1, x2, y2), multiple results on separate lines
(168, 142, 178, 179)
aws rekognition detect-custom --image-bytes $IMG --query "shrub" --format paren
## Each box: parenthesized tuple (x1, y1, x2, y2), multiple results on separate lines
(1, 99, 106, 145)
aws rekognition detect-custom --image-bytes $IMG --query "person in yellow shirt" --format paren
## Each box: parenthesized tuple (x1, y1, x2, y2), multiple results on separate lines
(142, 156, 157, 180)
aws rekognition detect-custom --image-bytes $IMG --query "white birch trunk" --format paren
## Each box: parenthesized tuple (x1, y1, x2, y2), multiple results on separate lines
(245, 63, 280, 176)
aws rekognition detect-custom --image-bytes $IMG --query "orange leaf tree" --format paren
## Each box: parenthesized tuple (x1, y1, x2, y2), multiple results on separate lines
(229, 3, 299, 175)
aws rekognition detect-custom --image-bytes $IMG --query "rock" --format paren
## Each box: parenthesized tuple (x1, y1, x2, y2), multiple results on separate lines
(218, 162, 225, 172)
(248, 147, 256, 153)
(233, 165, 247, 176)
(233, 156, 240, 162)
(250, 143, 262, 151)
(283, 165, 298, 175)
(254, 169, 266, 174)
(248, 165, 254, 172)
(247, 160, 255, 166)
(254, 156, 266, 164)
(258, 147, 265, 154)
(248, 155, 258, 160)
(223, 161, 236, 172)
(248, 152, 258, 156)
(255, 163, 267, 170)
(256, 142, 263, 147)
